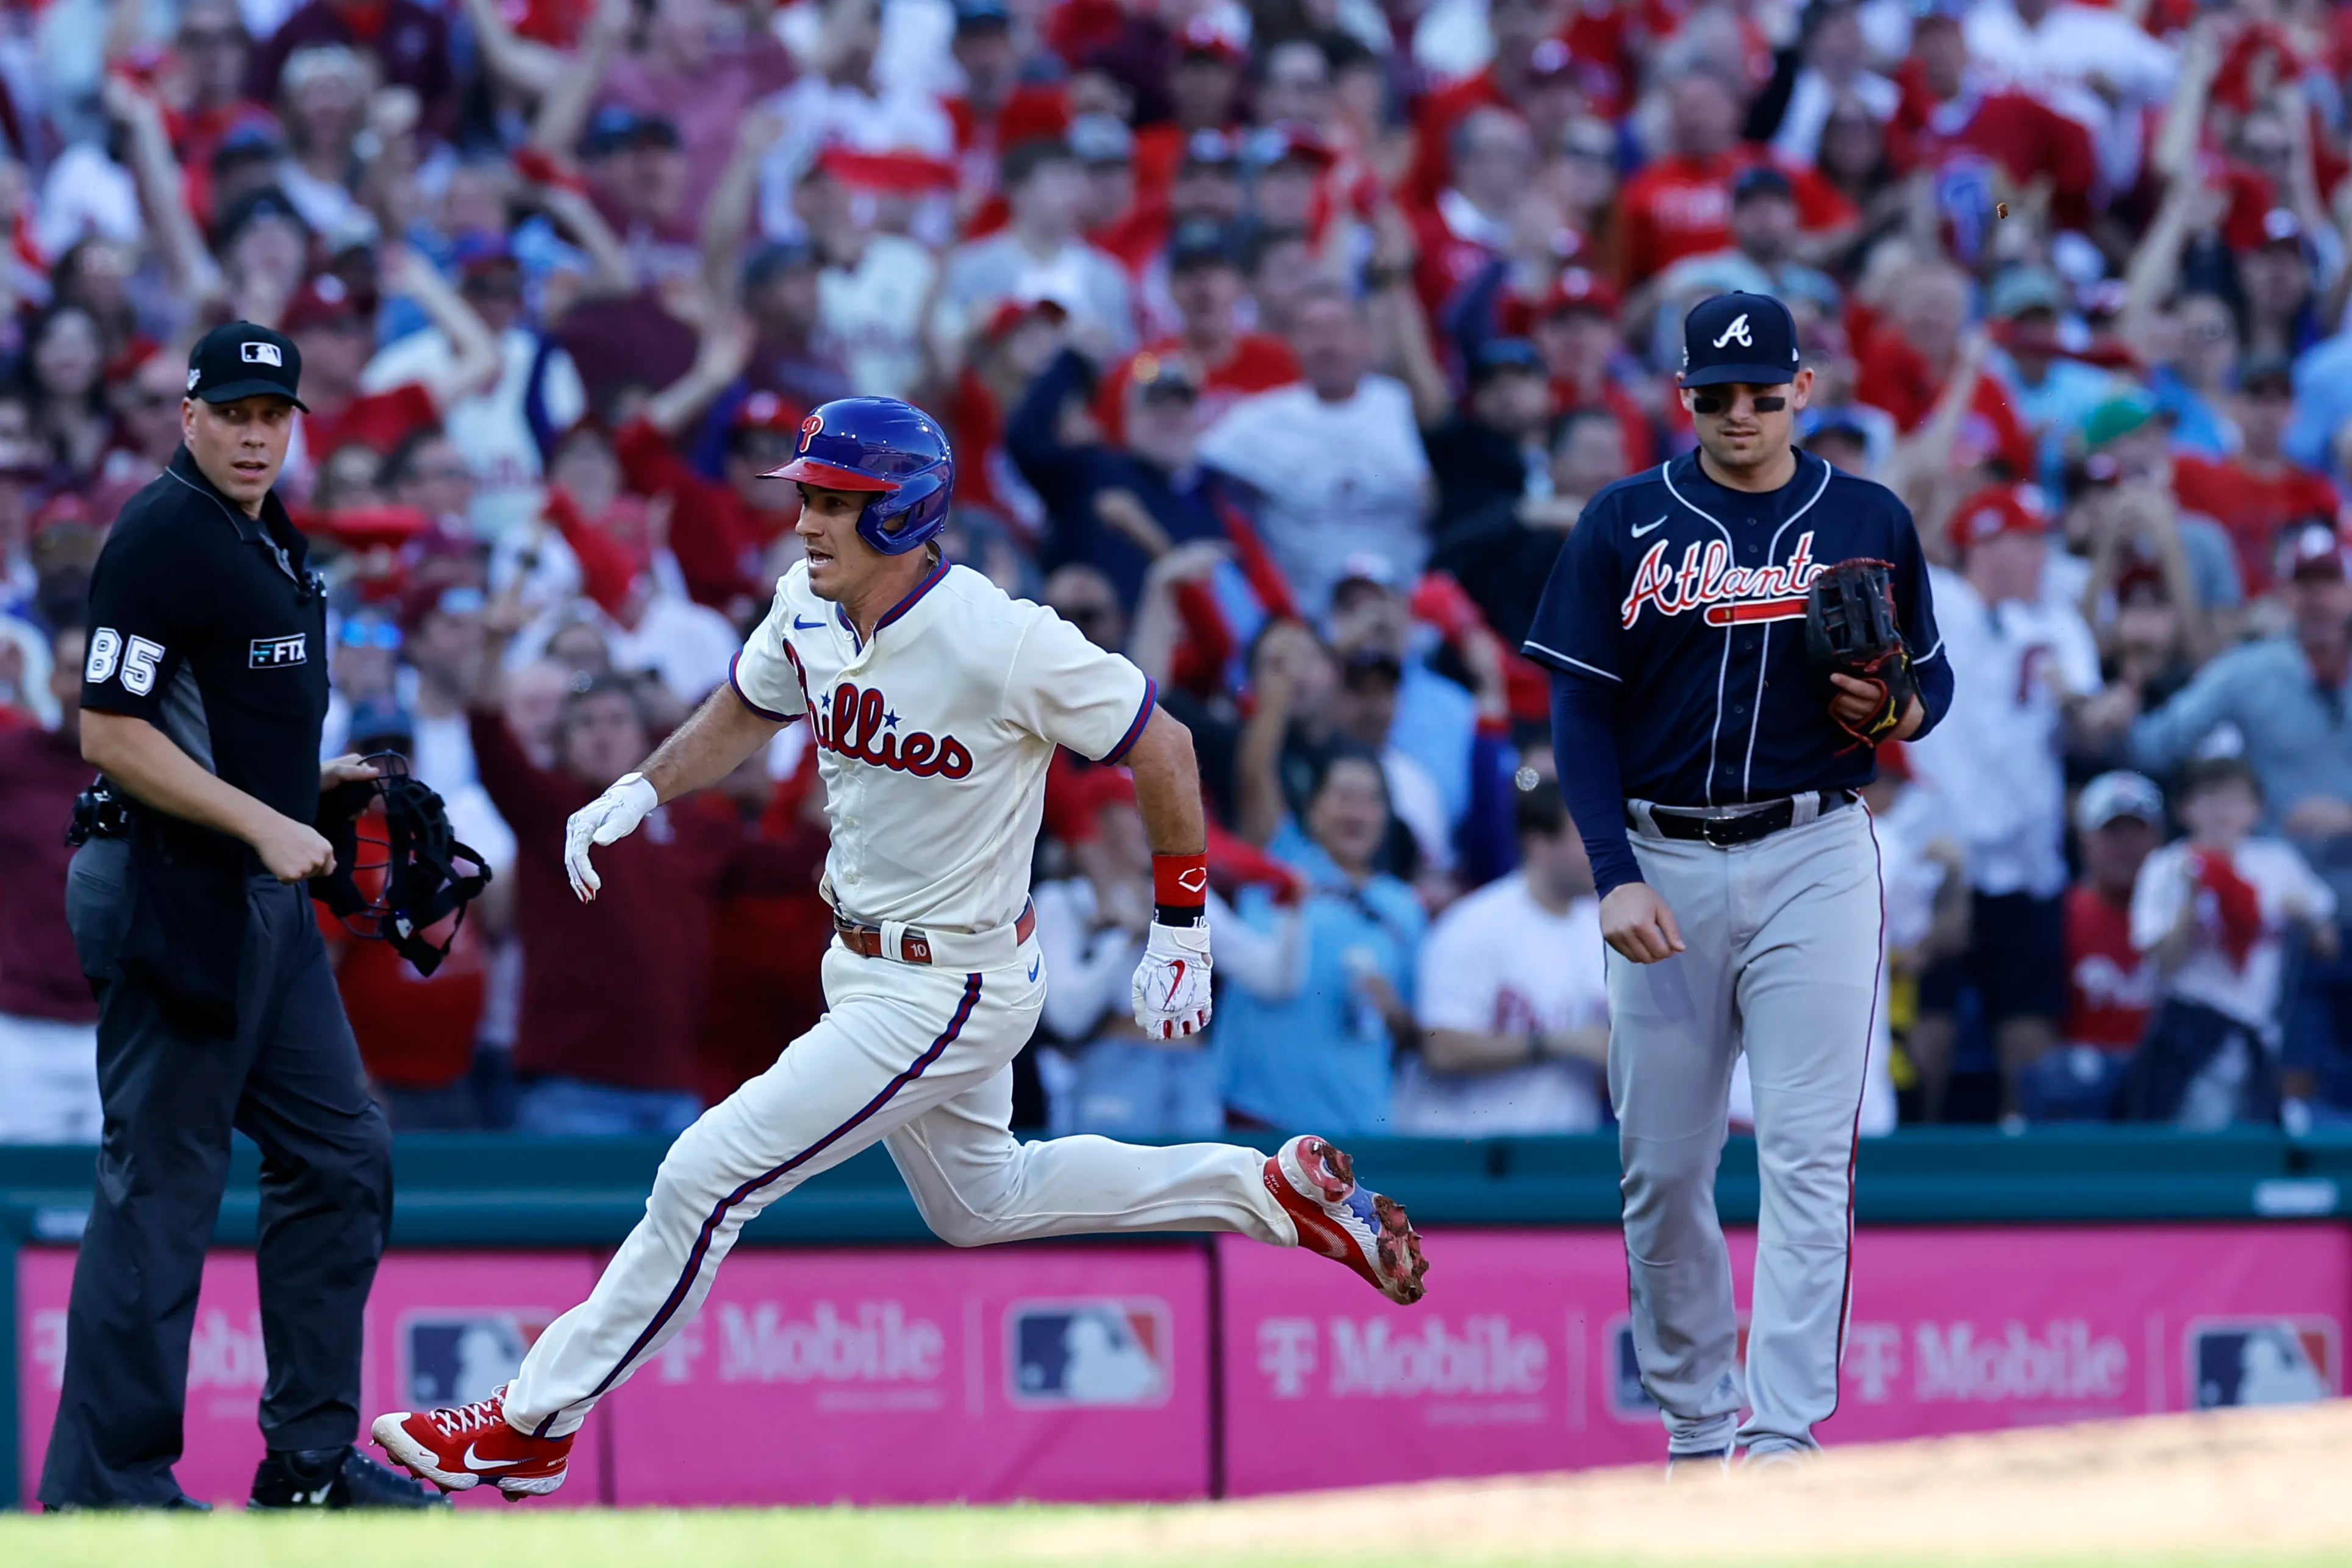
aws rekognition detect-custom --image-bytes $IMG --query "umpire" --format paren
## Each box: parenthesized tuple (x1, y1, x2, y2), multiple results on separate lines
(39, 323, 437, 1511)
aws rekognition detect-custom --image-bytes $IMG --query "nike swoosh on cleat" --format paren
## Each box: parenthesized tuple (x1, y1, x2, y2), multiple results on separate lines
(1632, 515, 1668, 538)
(463, 1445, 526, 1472)
(793, 616, 824, 630)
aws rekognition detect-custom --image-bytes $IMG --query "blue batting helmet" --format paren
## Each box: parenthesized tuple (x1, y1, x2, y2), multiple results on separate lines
(765, 396, 956, 557)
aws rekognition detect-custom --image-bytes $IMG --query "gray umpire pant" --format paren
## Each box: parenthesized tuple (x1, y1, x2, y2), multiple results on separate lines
(1607, 798, 1881, 1457)
(38, 837, 392, 1508)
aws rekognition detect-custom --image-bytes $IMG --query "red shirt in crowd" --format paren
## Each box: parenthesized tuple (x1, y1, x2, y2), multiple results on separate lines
(1854, 329, 2036, 478)
(613, 416, 775, 608)
(2171, 454, 2342, 594)
(1092, 332, 1300, 444)
(2062, 883, 2157, 1052)
(469, 710, 806, 1094)
(1893, 86, 2099, 229)
(301, 381, 438, 463)
(1613, 148, 1856, 285)
(1551, 376, 1659, 472)
(697, 775, 832, 1104)
(0, 726, 99, 1024)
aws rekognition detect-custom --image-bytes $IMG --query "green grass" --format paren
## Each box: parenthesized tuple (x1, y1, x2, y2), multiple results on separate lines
(2, 1511, 2352, 1568)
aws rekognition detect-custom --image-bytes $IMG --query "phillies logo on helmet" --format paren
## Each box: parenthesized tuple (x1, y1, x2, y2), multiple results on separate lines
(799, 412, 823, 452)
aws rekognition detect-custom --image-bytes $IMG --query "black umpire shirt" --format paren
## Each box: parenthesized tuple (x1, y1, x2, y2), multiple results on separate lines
(81, 444, 331, 855)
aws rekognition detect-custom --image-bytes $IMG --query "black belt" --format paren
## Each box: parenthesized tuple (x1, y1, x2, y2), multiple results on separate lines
(1636, 790, 1856, 848)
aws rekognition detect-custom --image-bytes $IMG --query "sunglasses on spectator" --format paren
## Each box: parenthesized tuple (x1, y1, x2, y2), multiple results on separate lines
(338, 619, 402, 651)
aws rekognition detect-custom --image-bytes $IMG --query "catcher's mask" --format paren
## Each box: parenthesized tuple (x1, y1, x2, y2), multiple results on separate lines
(310, 755, 493, 977)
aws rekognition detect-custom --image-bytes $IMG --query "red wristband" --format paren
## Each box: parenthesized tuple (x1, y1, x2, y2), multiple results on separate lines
(1152, 852, 1209, 911)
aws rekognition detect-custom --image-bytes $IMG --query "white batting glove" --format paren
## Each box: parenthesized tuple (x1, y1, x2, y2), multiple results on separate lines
(1131, 918, 1213, 1039)
(563, 772, 658, 902)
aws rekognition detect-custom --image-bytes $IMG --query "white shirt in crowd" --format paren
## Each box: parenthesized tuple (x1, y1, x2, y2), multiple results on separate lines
(2129, 836, 2337, 1043)
(821, 234, 940, 401)
(1034, 876, 1150, 1047)
(364, 324, 587, 542)
(756, 73, 955, 241)
(1197, 377, 1434, 618)
(1904, 568, 2100, 900)
(1961, 0, 2176, 191)
(731, 561, 1154, 933)
(1392, 872, 1608, 1135)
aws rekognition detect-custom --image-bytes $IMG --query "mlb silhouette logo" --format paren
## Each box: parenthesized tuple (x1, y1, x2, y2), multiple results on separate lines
(2187, 1318, 2339, 1409)
(240, 341, 284, 366)
(1607, 1315, 1749, 1421)
(401, 1312, 556, 1408)
(1006, 1299, 1171, 1408)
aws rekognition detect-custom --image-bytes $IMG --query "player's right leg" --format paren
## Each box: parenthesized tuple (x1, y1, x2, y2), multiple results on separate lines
(371, 949, 1016, 1497)
(1609, 830, 1744, 1460)
(885, 1069, 1429, 1303)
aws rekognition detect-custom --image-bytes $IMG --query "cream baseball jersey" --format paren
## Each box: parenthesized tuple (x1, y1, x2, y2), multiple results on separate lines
(729, 557, 1156, 933)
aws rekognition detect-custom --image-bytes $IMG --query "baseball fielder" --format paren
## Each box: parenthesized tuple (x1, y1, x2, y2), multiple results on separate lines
(1523, 293, 1950, 1466)
(371, 397, 1428, 1497)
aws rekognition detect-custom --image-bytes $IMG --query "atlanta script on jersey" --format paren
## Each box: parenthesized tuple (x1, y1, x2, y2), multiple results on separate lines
(1522, 449, 1951, 807)
(730, 558, 1157, 935)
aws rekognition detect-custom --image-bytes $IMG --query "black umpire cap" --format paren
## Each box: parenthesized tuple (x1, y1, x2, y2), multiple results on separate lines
(186, 320, 307, 410)
(1681, 291, 1801, 388)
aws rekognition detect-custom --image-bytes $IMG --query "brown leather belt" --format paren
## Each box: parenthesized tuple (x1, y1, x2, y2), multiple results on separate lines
(832, 901, 1036, 965)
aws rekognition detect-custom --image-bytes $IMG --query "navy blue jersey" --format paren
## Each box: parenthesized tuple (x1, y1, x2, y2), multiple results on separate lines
(1523, 449, 1950, 808)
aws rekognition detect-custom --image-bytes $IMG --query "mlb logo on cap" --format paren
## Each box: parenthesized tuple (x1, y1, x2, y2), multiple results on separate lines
(187, 319, 307, 410)
(1681, 291, 1803, 387)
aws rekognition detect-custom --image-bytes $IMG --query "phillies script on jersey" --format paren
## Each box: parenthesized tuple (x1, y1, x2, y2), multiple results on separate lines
(780, 646, 976, 780)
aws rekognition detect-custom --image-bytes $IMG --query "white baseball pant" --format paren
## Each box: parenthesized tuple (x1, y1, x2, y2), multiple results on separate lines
(504, 936, 1296, 1438)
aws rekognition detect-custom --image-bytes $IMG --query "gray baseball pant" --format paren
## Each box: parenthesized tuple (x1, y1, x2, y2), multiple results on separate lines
(1607, 798, 1881, 1457)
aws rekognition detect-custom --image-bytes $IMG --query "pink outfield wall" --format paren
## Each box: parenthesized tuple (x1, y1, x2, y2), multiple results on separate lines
(16, 1249, 607, 1509)
(1216, 1225, 2352, 1494)
(18, 1225, 2348, 1506)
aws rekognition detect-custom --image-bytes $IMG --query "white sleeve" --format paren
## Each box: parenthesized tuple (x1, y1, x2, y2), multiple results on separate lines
(1414, 903, 1499, 1034)
(2129, 845, 2187, 953)
(2054, 607, 2103, 696)
(1001, 606, 1154, 762)
(2264, 841, 2339, 925)
(1209, 888, 1305, 1002)
(729, 584, 810, 722)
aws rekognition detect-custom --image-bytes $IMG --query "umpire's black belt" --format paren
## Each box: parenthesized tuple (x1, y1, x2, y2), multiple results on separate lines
(1635, 789, 1856, 849)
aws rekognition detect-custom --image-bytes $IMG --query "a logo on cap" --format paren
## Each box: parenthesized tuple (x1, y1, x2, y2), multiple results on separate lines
(799, 412, 823, 452)
(241, 341, 284, 367)
(1712, 314, 1753, 349)
(187, 368, 201, 391)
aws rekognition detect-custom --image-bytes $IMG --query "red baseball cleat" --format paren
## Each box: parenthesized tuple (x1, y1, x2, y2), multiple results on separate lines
(370, 1384, 573, 1500)
(1265, 1135, 1429, 1305)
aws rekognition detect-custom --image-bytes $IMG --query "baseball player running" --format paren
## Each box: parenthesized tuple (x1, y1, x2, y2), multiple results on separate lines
(370, 397, 1428, 1497)
(1522, 293, 1950, 1466)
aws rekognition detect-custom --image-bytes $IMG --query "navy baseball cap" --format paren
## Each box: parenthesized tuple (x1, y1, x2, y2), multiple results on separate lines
(1681, 291, 1802, 388)
(186, 320, 305, 410)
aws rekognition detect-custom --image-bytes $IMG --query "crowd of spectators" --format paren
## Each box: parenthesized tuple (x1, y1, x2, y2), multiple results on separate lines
(2, 0, 2352, 1141)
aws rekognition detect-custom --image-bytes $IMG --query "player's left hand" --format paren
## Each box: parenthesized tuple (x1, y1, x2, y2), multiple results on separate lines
(1827, 674, 1924, 742)
(1131, 918, 1213, 1039)
(564, 772, 659, 902)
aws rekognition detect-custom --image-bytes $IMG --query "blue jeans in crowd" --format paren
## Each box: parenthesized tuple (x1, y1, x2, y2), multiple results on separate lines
(515, 1077, 702, 1138)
